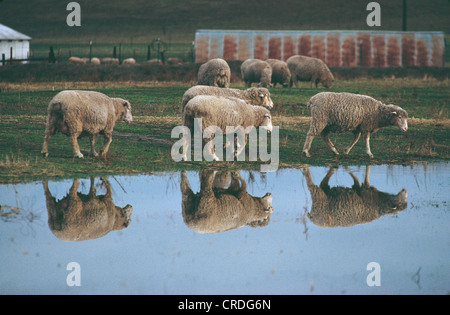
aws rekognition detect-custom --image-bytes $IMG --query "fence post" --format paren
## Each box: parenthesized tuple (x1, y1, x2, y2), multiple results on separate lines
(2, 54, 5, 66)
(147, 45, 151, 60)
(113, 46, 117, 58)
(10, 47, 13, 64)
(49, 46, 56, 63)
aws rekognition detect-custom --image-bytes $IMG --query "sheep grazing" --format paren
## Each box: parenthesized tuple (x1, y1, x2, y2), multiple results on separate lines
(101, 57, 119, 64)
(266, 59, 291, 87)
(182, 95, 272, 161)
(302, 92, 408, 158)
(286, 55, 335, 88)
(68, 56, 86, 64)
(240, 59, 273, 88)
(41, 90, 133, 159)
(146, 59, 163, 65)
(122, 58, 136, 64)
(167, 57, 184, 65)
(90, 57, 101, 65)
(197, 58, 231, 88)
(181, 85, 274, 110)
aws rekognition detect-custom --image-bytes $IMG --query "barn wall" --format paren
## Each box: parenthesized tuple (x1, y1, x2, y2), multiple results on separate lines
(0, 40, 30, 63)
(194, 30, 445, 67)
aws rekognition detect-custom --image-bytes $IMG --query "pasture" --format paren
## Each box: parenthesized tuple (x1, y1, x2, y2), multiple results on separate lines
(0, 76, 448, 182)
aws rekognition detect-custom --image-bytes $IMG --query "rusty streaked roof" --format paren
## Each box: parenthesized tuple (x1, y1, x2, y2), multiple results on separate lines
(195, 30, 445, 67)
(0, 23, 32, 40)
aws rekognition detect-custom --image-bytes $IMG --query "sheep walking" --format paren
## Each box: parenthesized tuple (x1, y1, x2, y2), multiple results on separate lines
(181, 85, 274, 110)
(197, 58, 231, 88)
(240, 59, 273, 88)
(302, 92, 408, 158)
(182, 95, 272, 161)
(41, 90, 133, 158)
(287, 55, 335, 88)
(266, 59, 291, 87)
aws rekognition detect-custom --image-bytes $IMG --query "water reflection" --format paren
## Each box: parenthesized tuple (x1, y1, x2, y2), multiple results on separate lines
(303, 166, 408, 228)
(181, 169, 273, 233)
(43, 177, 133, 241)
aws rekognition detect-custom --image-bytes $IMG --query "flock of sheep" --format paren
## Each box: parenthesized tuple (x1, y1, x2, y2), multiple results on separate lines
(41, 55, 409, 161)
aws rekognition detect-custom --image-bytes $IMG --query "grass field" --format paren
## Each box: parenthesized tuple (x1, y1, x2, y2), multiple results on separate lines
(1, 1, 449, 63)
(0, 78, 449, 182)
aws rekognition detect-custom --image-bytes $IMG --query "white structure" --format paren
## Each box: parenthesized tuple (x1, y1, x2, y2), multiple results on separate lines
(0, 23, 32, 65)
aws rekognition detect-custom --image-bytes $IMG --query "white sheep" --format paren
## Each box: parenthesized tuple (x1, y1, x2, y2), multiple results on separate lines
(197, 58, 231, 88)
(68, 56, 86, 64)
(287, 55, 335, 88)
(181, 85, 274, 110)
(101, 57, 119, 64)
(90, 57, 101, 65)
(302, 92, 408, 158)
(266, 59, 291, 87)
(41, 90, 133, 158)
(122, 58, 136, 64)
(182, 95, 273, 161)
(240, 59, 273, 88)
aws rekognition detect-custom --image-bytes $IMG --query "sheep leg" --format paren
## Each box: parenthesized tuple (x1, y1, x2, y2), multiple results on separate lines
(364, 132, 374, 158)
(41, 115, 57, 157)
(320, 132, 339, 155)
(343, 131, 361, 155)
(302, 130, 316, 157)
(89, 134, 99, 157)
(100, 132, 113, 158)
(69, 133, 84, 158)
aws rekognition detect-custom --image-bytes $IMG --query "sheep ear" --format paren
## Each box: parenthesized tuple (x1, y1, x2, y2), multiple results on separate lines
(123, 101, 129, 107)
(259, 93, 264, 98)
(264, 113, 270, 117)
(391, 111, 397, 116)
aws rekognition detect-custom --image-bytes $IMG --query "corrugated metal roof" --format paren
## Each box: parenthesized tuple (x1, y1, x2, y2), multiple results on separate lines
(195, 30, 445, 67)
(0, 23, 31, 40)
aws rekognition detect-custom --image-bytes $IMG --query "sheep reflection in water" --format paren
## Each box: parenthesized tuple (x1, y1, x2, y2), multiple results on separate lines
(303, 166, 408, 228)
(181, 170, 274, 234)
(43, 177, 133, 241)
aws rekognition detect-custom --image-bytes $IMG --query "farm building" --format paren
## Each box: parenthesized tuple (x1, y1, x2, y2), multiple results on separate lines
(0, 23, 32, 65)
(195, 30, 445, 67)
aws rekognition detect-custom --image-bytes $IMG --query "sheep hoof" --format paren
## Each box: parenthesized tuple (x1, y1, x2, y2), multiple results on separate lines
(75, 153, 84, 158)
(368, 154, 374, 159)
(41, 151, 49, 158)
(302, 150, 311, 158)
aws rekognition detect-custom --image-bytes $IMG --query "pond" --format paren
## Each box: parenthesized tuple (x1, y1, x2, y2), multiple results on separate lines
(0, 163, 448, 295)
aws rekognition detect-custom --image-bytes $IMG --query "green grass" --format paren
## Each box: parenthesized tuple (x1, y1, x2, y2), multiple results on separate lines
(0, 78, 448, 182)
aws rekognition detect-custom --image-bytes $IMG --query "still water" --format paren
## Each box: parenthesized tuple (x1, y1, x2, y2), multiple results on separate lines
(0, 163, 448, 294)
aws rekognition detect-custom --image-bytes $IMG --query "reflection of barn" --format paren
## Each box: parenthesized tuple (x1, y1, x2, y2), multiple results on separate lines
(0, 23, 32, 65)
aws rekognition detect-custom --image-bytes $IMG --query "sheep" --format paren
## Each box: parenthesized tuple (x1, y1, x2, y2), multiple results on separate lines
(68, 56, 86, 64)
(122, 58, 136, 64)
(41, 90, 133, 159)
(90, 57, 101, 64)
(302, 92, 408, 158)
(240, 59, 273, 88)
(43, 177, 133, 241)
(303, 166, 407, 228)
(182, 95, 272, 161)
(286, 55, 335, 88)
(146, 59, 163, 65)
(197, 58, 231, 88)
(266, 59, 291, 87)
(181, 85, 274, 111)
(167, 57, 184, 65)
(101, 57, 119, 64)
(181, 170, 273, 234)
